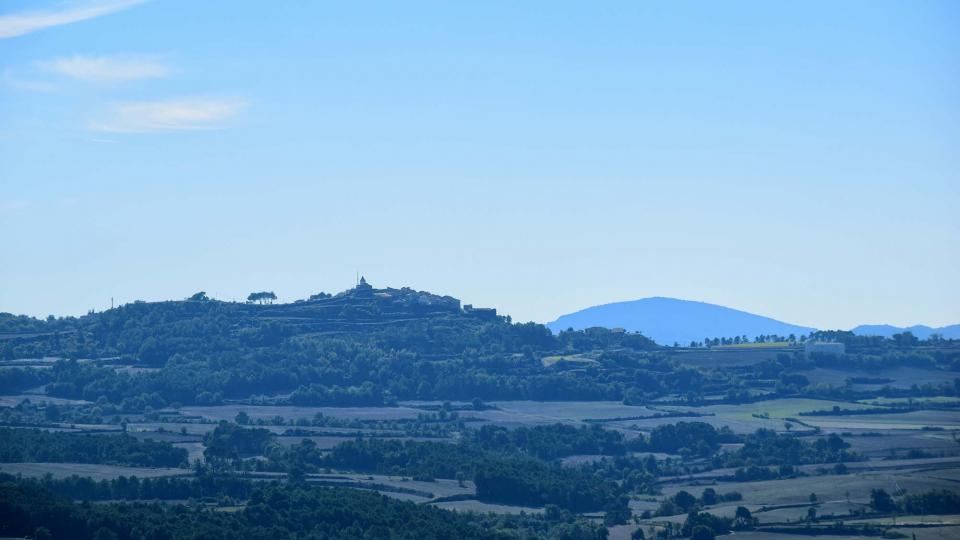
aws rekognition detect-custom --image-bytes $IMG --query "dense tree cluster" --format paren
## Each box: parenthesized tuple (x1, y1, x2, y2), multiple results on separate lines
(0, 472, 254, 502)
(0, 481, 609, 540)
(312, 437, 620, 512)
(319, 438, 484, 478)
(718, 430, 860, 468)
(643, 422, 734, 456)
(474, 458, 620, 512)
(289, 381, 391, 406)
(470, 424, 632, 460)
(901, 489, 960, 514)
(0, 428, 187, 467)
(682, 511, 732, 537)
(870, 488, 960, 515)
(654, 488, 742, 516)
(0, 367, 49, 393)
(203, 422, 273, 463)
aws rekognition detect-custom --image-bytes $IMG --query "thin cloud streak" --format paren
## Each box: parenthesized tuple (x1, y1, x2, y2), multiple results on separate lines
(0, 0, 146, 39)
(91, 97, 248, 133)
(2, 70, 58, 93)
(40, 55, 170, 83)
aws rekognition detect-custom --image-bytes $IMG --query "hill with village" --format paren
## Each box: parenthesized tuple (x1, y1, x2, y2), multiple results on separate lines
(1, 282, 959, 540)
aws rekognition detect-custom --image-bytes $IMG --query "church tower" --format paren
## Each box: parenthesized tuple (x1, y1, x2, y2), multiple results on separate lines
(355, 276, 374, 297)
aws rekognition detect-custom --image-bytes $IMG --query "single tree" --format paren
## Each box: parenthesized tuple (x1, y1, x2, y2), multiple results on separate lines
(870, 488, 896, 513)
(673, 490, 697, 512)
(690, 525, 715, 540)
(734, 506, 755, 530)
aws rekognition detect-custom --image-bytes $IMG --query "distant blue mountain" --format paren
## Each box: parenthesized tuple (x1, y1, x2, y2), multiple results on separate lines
(851, 324, 960, 340)
(545, 297, 816, 346)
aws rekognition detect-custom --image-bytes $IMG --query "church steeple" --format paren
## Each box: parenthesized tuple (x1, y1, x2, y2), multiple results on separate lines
(355, 275, 373, 296)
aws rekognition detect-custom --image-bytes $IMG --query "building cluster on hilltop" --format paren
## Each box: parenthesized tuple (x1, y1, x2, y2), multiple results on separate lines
(335, 277, 497, 319)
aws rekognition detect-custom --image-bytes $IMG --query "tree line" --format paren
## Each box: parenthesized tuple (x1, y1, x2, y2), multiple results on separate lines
(0, 428, 188, 468)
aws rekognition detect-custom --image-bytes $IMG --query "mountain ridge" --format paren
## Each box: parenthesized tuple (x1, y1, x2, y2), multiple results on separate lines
(546, 296, 959, 345)
(545, 297, 816, 346)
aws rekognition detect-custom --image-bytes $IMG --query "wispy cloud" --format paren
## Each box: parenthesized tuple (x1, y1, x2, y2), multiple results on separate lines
(91, 97, 247, 133)
(2, 70, 58, 93)
(40, 55, 170, 83)
(0, 0, 146, 39)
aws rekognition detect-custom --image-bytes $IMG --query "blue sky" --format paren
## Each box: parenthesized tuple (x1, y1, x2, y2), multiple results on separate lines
(1, 1, 958, 329)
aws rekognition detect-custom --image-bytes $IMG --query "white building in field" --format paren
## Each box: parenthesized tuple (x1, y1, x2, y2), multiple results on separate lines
(804, 341, 845, 356)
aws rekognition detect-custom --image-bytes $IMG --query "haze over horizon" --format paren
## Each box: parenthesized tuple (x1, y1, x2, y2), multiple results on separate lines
(2, 1, 958, 329)
(3, 285, 957, 336)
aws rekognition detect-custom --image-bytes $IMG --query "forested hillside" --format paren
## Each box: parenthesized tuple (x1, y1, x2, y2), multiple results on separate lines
(2, 282, 959, 540)
(0, 282, 662, 408)
(2, 282, 958, 413)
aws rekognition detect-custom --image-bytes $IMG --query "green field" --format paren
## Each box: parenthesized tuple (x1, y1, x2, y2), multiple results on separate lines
(800, 409, 960, 431)
(803, 366, 960, 390)
(540, 353, 599, 367)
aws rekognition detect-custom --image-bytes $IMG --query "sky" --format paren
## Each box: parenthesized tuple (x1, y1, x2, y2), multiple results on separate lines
(1, 1, 958, 330)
